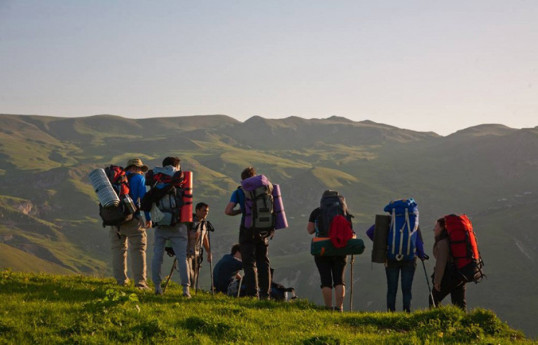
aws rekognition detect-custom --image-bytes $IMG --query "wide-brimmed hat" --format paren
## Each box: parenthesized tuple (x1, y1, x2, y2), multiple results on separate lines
(125, 158, 148, 172)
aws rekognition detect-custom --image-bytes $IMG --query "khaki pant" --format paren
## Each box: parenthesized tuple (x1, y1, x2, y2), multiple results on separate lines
(109, 217, 147, 286)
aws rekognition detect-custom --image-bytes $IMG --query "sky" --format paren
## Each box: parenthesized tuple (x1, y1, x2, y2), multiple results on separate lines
(1, 1, 537, 135)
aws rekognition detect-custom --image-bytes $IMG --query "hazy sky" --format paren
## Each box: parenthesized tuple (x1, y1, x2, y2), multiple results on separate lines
(1, 1, 537, 135)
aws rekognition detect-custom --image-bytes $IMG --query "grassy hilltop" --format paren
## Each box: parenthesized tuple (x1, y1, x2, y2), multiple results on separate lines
(0, 270, 533, 345)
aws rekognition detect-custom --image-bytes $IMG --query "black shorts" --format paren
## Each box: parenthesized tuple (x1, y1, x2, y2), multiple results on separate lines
(314, 255, 347, 288)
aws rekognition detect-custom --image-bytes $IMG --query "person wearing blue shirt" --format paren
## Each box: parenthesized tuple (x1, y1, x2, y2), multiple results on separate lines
(110, 158, 152, 289)
(225, 166, 272, 299)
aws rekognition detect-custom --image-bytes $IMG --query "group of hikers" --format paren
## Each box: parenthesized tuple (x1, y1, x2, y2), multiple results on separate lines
(91, 157, 484, 311)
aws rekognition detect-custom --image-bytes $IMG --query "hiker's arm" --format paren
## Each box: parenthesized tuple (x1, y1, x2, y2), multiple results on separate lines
(433, 240, 449, 291)
(307, 222, 316, 234)
(225, 202, 241, 216)
(366, 224, 375, 241)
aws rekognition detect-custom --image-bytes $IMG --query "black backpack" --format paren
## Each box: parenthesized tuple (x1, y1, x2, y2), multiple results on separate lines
(98, 165, 136, 227)
(316, 190, 351, 237)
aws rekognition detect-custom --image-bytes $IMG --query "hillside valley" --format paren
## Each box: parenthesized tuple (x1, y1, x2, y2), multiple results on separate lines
(1, 113, 537, 337)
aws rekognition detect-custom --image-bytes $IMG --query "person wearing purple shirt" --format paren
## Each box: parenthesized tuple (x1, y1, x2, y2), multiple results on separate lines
(366, 222, 428, 312)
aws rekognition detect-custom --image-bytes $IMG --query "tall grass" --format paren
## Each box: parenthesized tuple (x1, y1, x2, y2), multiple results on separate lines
(0, 270, 531, 344)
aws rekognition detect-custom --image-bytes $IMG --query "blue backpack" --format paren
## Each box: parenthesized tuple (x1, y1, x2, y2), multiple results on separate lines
(384, 199, 419, 261)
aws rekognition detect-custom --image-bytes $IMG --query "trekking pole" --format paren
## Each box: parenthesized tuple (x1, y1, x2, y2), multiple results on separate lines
(349, 255, 355, 312)
(237, 276, 243, 298)
(207, 228, 214, 295)
(194, 224, 204, 294)
(421, 259, 436, 308)
(163, 258, 177, 294)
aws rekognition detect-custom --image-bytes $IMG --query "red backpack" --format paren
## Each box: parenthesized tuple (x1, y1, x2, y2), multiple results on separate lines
(105, 165, 130, 197)
(328, 215, 354, 248)
(444, 214, 485, 283)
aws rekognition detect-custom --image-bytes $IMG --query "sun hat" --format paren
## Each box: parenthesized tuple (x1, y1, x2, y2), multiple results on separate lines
(125, 158, 149, 172)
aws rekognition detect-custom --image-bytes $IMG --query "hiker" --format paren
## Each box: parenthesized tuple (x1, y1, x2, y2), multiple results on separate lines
(213, 243, 243, 295)
(430, 217, 468, 310)
(307, 190, 354, 312)
(366, 199, 428, 312)
(224, 166, 275, 299)
(109, 158, 152, 289)
(149, 156, 192, 297)
(187, 202, 212, 290)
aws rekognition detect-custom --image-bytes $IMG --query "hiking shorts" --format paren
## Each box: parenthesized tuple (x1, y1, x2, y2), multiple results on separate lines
(314, 255, 347, 289)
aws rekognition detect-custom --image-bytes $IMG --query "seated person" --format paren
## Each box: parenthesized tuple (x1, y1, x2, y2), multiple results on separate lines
(213, 244, 243, 295)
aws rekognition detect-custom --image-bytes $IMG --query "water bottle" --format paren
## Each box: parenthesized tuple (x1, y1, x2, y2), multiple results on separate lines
(88, 168, 120, 207)
(122, 195, 137, 214)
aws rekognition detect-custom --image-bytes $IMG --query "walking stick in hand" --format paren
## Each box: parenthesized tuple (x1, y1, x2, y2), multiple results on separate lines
(421, 257, 436, 308)
(349, 255, 355, 312)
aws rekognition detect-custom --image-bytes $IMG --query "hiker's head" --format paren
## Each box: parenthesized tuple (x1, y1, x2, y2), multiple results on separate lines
(195, 202, 209, 219)
(322, 190, 338, 198)
(231, 244, 241, 258)
(125, 158, 148, 173)
(162, 156, 180, 169)
(434, 217, 446, 235)
(241, 167, 256, 181)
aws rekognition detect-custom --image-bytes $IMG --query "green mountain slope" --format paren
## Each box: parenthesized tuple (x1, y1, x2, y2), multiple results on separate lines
(0, 113, 537, 338)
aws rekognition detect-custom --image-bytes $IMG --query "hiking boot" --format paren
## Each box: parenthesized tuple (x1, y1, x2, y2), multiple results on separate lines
(155, 286, 163, 295)
(136, 283, 151, 291)
(118, 279, 130, 287)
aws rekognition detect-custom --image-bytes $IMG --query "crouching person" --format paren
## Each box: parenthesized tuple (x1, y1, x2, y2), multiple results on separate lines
(213, 244, 243, 296)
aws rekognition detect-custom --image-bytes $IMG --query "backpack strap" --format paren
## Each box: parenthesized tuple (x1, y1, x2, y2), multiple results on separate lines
(390, 209, 396, 258)
(405, 208, 419, 257)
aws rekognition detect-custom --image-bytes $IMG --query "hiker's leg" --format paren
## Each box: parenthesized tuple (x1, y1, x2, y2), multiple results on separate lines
(109, 226, 128, 285)
(450, 281, 467, 311)
(430, 278, 451, 308)
(239, 226, 258, 297)
(315, 256, 333, 308)
(332, 256, 347, 311)
(400, 260, 416, 312)
(151, 227, 167, 289)
(334, 284, 345, 311)
(187, 257, 196, 288)
(255, 237, 270, 299)
(240, 239, 257, 297)
(125, 217, 148, 287)
(170, 223, 190, 289)
(385, 262, 399, 312)
(321, 287, 333, 308)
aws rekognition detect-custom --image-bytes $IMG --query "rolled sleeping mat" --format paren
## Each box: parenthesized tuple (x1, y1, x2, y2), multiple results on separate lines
(372, 214, 391, 263)
(272, 184, 288, 230)
(241, 174, 271, 191)
(311, 237, 365, 256)
(180, 171, 193, 223)
(88, 168, 120, 207)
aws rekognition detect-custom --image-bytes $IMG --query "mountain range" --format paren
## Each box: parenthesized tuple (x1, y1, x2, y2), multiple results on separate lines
(1, 113, 537, 337)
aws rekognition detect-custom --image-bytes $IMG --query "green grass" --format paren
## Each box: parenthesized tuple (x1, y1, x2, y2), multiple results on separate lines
(0, 271, 532, 345)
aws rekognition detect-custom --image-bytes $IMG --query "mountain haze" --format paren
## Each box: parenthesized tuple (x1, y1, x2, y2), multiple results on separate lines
(1, 113, 537, 337)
